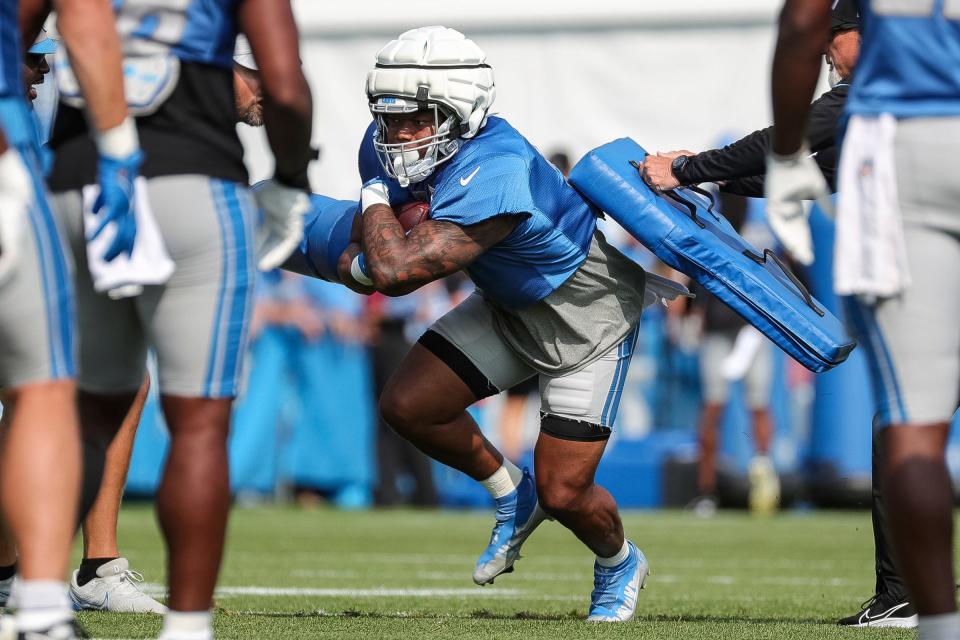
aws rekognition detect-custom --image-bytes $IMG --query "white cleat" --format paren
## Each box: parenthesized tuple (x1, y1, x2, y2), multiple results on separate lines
(748, 455, 780, 515)
(69, 558, 166, 614)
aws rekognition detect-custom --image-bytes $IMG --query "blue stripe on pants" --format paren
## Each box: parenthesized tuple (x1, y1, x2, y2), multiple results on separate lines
(204, 179, 231, 396)
(842, 296, 907, 425)
(217, 182, 252, 397)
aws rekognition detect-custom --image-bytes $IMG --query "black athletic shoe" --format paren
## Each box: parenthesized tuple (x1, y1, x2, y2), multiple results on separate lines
(837, 591, 918, 628)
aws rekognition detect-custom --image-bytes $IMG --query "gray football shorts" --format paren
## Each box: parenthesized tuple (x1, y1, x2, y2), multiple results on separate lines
(843, 117, 960, 427)
(0, 133, 75, 388)
(51, 175, 256, 398)
(422, 292, 640, 431)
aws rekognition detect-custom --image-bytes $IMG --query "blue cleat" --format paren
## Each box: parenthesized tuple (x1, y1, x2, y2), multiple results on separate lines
(586, 541, 648, 622)
(473, 469, 548, 585)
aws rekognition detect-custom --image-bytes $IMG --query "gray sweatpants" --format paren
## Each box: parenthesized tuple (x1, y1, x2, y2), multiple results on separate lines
(51, 175, 256, 398)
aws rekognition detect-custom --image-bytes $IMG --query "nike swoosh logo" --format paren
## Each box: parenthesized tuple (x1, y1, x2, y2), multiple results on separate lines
(460, 167, 480, 186)
(860, 602, 909, 624)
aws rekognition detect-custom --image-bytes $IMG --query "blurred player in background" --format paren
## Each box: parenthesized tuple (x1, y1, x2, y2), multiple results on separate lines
(44, 0, 314, 637)
(1, 0, 142, 636)
(768, 0, 960, 638)
(684, 193, 779, 516)
(337, 26, 692, 622)
(22, 30, 53, 105)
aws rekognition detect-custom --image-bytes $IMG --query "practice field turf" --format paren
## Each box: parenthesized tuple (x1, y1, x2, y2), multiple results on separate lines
(79, 506, 931, 639)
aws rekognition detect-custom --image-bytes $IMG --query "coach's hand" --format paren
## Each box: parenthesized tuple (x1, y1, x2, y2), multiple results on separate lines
(764, 146, 832, 266)
(0, 148, 32, 284)
(639, 153, 680, 192)
(254, 179, 311, 271)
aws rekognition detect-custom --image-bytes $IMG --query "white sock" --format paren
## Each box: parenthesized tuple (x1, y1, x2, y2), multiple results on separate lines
(14, 580, 72, 632)
(160, 610, 213, 639)
(918, 612, 960, 640)
(479, 459, 523, 499)
(597, 540, 631, 568)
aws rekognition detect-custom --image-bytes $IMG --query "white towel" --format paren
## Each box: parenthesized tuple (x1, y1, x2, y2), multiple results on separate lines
(834, 114, 912, 298)
(83, 177, 175, 300)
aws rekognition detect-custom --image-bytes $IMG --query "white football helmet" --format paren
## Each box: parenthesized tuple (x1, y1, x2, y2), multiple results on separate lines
(366, 26, 496, 186)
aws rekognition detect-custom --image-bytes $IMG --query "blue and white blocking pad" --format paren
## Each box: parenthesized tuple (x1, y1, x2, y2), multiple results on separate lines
(568, 137, 855, 373)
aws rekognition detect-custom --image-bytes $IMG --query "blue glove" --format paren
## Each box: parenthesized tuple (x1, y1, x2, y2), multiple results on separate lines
(91, 150, 143, 262)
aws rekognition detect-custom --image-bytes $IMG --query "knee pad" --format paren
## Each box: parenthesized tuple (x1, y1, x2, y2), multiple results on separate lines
(540, 413, 611, 442)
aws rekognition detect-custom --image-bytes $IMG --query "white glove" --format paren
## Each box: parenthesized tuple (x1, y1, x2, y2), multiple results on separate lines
(253, 179, 311, 271)
(0, 148, 33, 285)
(764, 146, 834, 266)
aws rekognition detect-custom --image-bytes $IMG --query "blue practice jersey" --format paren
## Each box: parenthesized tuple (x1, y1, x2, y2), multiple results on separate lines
(0, 0, 21, 98)
(847, 0, 960, 117)
(359, 116, 598, 310)
(117, 0, 241, 68)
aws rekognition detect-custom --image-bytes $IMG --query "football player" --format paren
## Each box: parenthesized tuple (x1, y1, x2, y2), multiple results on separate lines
(1, 0, 140, 637)
(43, 0, 314, 638)
(65, 36, 266, 616)
(338, 26, 688, 622)
(767, 1, 960, 638)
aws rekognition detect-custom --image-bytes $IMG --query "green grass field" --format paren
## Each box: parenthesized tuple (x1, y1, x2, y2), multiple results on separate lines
(79, 506, 930, 639)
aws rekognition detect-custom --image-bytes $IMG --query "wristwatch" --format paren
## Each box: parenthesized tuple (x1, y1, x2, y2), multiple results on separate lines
(671, 154, 692, 179)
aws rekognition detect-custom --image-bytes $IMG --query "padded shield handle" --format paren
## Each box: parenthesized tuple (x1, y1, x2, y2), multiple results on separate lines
(742, 248, 825, 317)
(629, 160, 720, 228)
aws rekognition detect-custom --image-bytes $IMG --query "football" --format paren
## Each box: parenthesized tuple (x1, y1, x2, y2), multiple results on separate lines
(396, 200, 430, 232)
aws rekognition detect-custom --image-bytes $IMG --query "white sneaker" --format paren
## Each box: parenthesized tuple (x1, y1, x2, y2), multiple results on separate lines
(69, 558, 166, 613)
(748, 455, 780, 515)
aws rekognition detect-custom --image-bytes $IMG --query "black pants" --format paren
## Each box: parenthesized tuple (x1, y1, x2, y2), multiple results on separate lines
(872, 423, 907, 600)
(371, 321, 439, 507)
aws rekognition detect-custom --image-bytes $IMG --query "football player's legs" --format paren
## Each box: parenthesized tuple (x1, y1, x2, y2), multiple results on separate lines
(140, 176, 255, 611)
(872, 223, 960, 616)
(0, 183, 80, 582)
(535, 324, 639, 557)
(80, 375, 149, 560)
(697, 334, 731, 495)
(50, 190, 146, 520)
(744, 339, 774, 454)
(380, 294, 532, 480)
(872, 115, 960, 618)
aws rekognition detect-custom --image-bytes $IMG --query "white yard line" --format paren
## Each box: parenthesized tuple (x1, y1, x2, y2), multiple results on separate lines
(139, 584, 583, 601)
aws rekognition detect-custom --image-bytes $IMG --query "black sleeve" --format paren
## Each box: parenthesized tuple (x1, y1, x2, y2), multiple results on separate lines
(718, 145, 839, 198)
(675, 83, 849, 187)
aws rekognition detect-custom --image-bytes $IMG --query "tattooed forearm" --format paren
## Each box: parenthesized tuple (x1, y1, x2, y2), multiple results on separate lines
(361, 204, 519, 296)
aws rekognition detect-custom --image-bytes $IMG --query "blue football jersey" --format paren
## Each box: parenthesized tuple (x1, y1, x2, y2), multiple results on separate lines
(116, 0, 240, 68)
(847, 0, 960, 117)
(0, 0, 21, 98)
(359, 117, 597, 310)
